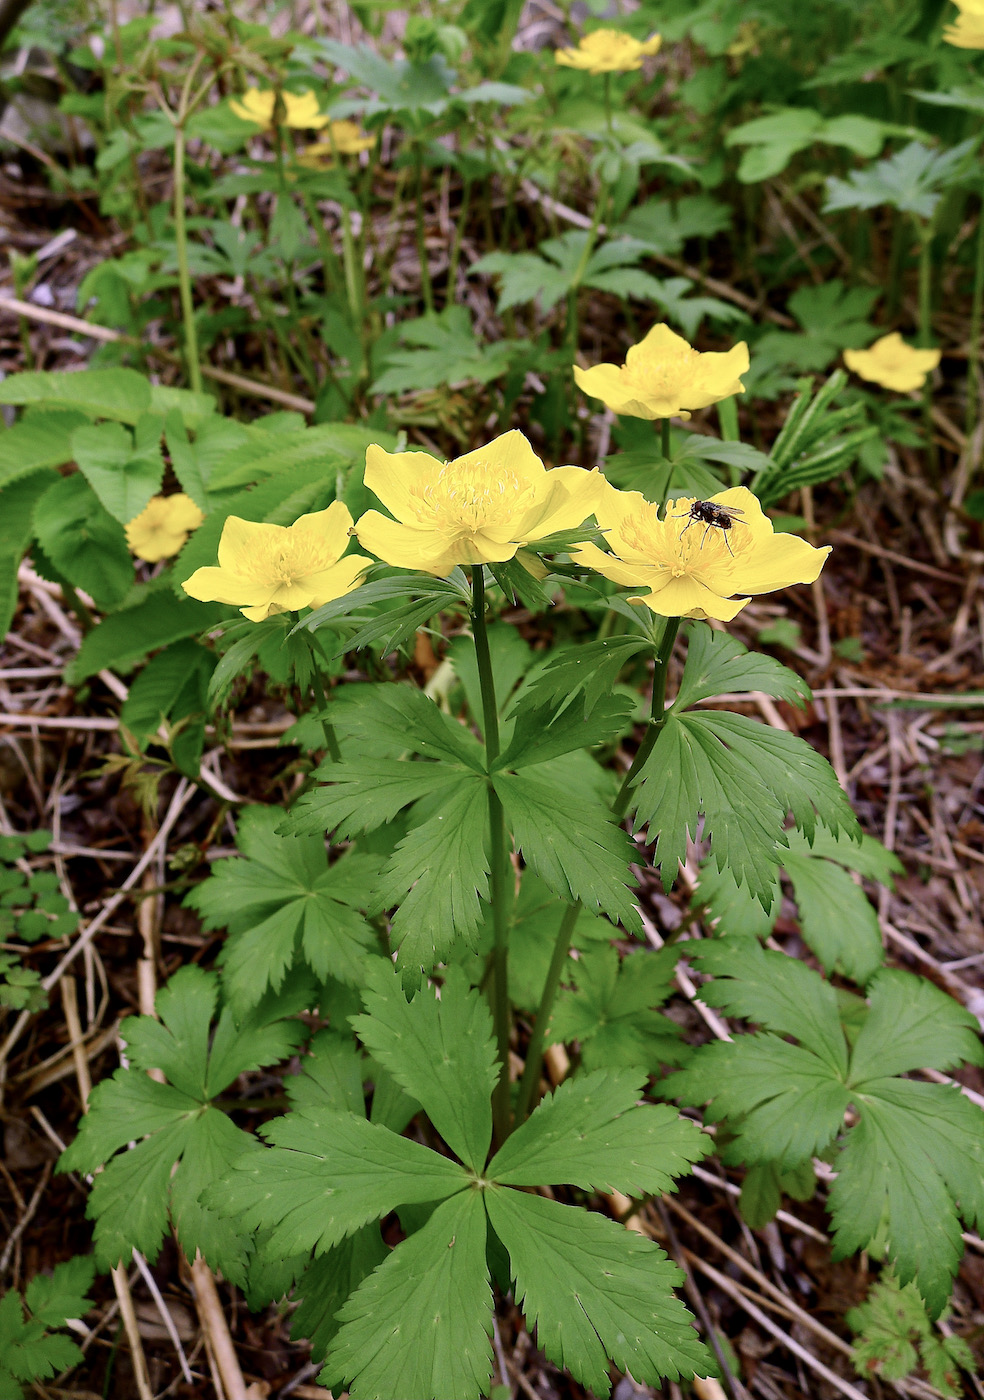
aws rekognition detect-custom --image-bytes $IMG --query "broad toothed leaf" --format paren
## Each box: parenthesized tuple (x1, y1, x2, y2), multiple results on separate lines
(353, 964, 497, 1172)
(322, 1191, 493, 1400)
(485, 1189, 710, 1397)
(488, 1068, 708, 1195)
(672, 623, 811, 711)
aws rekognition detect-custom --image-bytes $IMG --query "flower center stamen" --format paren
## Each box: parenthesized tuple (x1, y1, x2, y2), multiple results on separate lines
(411, 461, 526, 534)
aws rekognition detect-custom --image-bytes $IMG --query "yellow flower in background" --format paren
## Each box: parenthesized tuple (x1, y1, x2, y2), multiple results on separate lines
(296, 120, 376, 167)
(230, 88, 330, 131)
(181, 504, 371, 622)
(943, 9, 984, 46)
(126, 494, 204, 563)
(355, 430, 604, 578)
(555, 28, 662, 74)
(574, 482, 830, 622)
(575, 324, 750, 421)
(843, 334, 941, 392)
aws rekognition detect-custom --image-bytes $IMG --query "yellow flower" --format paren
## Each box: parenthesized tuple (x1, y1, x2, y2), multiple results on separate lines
(230, 88, 330, 131)
(555, 28, 662, 74)
(574, 324, 750, 421)
(574, 482, 830, 622)
(181, 504, 371, 622)
(354, 430, 604, 578)
(843, 333, 941, 393)
(944, 9, 984, 45)
(126, 494, 204, 563)
(296, 121, 376, 167)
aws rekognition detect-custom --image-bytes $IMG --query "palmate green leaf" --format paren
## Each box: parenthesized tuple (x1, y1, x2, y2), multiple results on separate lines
(322, 1192, 494, 1400)
(0, 368, 153, 424)
(353, 965, 496, 1172)
(494, 692, 635, 771)
(782, 852, 883, 984)
(672, 623, 811, 711)
(685, 711, 860, 844)
(829, 1081, 984, 1315)
(0, 1288, 83, 1389)
(185, 807, 377, 1012)
(371, 774, 491, 988)
(670, 950, 984, 1313)
(848, 969, 984, 1084)
(23, 1257, 95, 1329)
(72, 414, 164, 524)
(211, 1111, 468, 1257)
(488, 1068, 708, 1195)
(371, 307, 528, 394)
(824, 139, 977, 219)
(513, 637, 653, 720)
(285, 760, 468, 839)
(485, 1189, 709, 1397)
(292, 1226, 388, 1359)
(691, 938, 847, 1074)
(471, 249, 574, 313)
(0, 473, 61, 639)
(494, 770, 640, 931)
(632, 715, 788, 908)
(57, 966, 304, 1278)
(548, 945, 687, 1073)
(327, 682, 486, 770)
(286, 1030, 365, 1117)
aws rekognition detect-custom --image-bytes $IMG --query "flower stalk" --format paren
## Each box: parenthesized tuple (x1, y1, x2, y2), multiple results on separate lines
(471, 566, 512, 1142)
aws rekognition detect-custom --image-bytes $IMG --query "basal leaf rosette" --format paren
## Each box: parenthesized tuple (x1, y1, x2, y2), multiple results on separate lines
(126, 493, 204, 562)
(843, 334, 942, 392)
(230, 88, 330, 131)
(575, 481, 830, 622)
(555, 29, 662, 73)
(354, 429, 604, 578)
(574, 324, 749, 421)
(181, 503, 372, 622)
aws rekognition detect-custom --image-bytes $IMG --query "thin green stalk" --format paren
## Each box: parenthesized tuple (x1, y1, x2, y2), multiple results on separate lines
(966, 189, 984, 439)
(512, 616, 682, 1129)
(446, 177, 472, 298)
(171, 123, 202, 395)
(471, 565, 511, 1141)
(308, 657, 341, 762)
(513, 900, 580, 1123)
(603, 71, 613, 135)
(915, 220, 938, 476)
(612, 617, 680, 821)
(660, 418, 671, 460)
(414, 140, 435, 315)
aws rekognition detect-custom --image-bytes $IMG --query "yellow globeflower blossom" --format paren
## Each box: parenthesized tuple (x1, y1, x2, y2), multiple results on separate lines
(181, 503, 371, 622)
(296, 120, 376, 167)
(230, 88, 330, 131)
(354, 430, 604, 578)
(126, 494, 204, 563)
(555, 29, 662, 74)
(575, 324, 750, 421)
(843, 334, 941, 393)
(944, 9, 984, 45)
(574, 481, 830, 622)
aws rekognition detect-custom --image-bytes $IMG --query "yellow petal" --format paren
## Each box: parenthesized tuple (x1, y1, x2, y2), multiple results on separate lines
(216, 516, 284, 573)
(728, 536, 832, 594)
(574, 363, 666, 419)
(630, 323, 692, 361)
(301, 554, 373, 607)
(577, 544, 662, 589)
(631, 574, 749, 621)
(515, 466, 605, 542)
(354, 510, 454, 574)
(453, 429, 546, 494)
(289, 501, 355, 560)
(182, 565, 258, 606)
(364, 445, 438, 522)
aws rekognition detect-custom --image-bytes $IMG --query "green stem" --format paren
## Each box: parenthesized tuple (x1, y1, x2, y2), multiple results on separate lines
(916, 220, 938, 477)
(612, 617, 680, 821)
(966, 189, 984, 439)
(660, 418, 671, 460)
(309, 658, 341, 763)
(414, 139, 434, 315)
(603, 71, 613, 135)
(471, 565, 511, 1141)
(172, 123, 202, 395)
(514, 900, 580, 1124)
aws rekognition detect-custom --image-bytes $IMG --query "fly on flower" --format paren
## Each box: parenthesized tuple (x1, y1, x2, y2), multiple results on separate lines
(575, 481, 830, 621)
